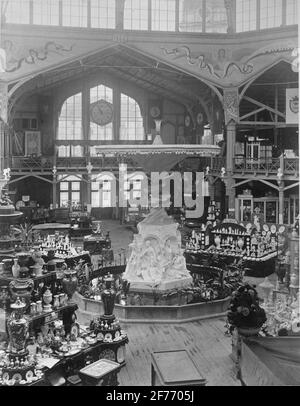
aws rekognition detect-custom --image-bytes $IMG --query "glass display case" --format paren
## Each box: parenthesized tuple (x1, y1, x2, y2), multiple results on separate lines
(236, 194, 253, 222)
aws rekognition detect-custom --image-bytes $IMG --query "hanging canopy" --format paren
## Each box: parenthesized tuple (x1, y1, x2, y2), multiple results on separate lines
(240, 337, 300, 386)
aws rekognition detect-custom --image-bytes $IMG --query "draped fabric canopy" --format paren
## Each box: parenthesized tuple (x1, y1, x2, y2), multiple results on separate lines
(240, 337, 300, 386)
(131, 154, 187, 173)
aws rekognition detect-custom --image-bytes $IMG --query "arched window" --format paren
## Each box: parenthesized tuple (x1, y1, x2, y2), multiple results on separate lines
(120, 94, 144, 141)
(124, 0, 149, 30)
(59, 175, 82, 208)
(90, 84, 113, 143)
(58, 93, 83, 140)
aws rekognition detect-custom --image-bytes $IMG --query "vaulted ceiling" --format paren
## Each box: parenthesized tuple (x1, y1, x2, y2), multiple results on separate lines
(10, 45, 216, 110)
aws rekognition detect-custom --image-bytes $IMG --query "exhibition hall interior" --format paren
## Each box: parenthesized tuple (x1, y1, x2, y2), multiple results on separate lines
(0, 0, 299, 387)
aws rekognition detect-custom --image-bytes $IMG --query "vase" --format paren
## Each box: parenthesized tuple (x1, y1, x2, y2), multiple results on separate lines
(62, 269, 78, 300)
(2, 258, 12, 275)
(101, 276, 116, 317)
(0, 262, 4, 275)
(53, 295, 60, 309)
(237, 238, 244, 251)
(214, 235, 221, 249)
(8, 278, 34, 309)
(46, 250, 56, 272)
(11, 258, 20, 278)
(43, 288, 53, 305)
(7, 298, 29, 354)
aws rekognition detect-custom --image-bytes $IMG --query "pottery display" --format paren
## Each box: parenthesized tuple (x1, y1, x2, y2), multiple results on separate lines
(62, 269, 78, 300)
(7, 298, 29, 353)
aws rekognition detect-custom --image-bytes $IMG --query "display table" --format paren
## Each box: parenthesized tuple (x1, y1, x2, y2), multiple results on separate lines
(185, 250, 277, 277)
(32, 223, 71, 236)
(151, 350, 206, 386)
(79, 359, 121, 386)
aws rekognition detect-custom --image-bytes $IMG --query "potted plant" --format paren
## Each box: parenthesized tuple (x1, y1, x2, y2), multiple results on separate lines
(227, 283, 267, 336)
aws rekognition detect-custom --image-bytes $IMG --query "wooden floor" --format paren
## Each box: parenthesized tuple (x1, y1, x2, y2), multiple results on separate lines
(118, 318, 240, 386)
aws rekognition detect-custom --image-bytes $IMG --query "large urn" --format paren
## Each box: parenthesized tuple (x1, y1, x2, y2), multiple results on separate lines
(101, 276, 116, 317)
(7, 297, 29, 354)
(9, 278, 34, 309)
(62, 269, 78, 300)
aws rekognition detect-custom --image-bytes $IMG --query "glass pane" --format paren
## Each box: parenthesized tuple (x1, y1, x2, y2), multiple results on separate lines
(32, 0, 60, 25)
(236, 0, 257, 32)
(286, 0, 298, 25)
(58, 93, 82, 140)
(151, 0, 176, 31)
(205, 0, 227, 33)
(91, 191, 100, 207)
(124, 0, 148, 30)
(6, 0, 30, 24)
(120, 94, 145, 140)
(71, 192, 80, 203)
(91, 0, 116, 29)
(260, 0, 282, 29)
(242, 199, 252, 222)
(60, 182, 69, 191)
(179, 0, 203, 32)
(71, 182, 81, 191)
(62, 0, 88, 27)
(283, 200, 289, 224)
(266, 201, 277, 223)
(60, 192, 69, 207)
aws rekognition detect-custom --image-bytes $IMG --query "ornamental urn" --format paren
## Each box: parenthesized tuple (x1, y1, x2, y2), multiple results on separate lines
(62, 269, 78, 300)
(101, 276, 116, 317)
(43, 288, 53, 305)
(9, 278, 34, 309)
(7, 297, 29, 354)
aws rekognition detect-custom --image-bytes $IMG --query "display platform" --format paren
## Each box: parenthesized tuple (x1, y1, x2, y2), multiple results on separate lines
(74, 291, 231, 324)
(240, 337, 300, 386)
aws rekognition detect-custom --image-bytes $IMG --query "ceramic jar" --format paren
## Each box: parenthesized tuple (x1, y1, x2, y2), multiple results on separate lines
(53, 295, 60, 309)
(8, 278, 34, 309)
(7, 298, 29, 353)
(0, 261, 4, 275)
(43, 288, 53, 305)
(36, 300, 43, 313)
(62, 269, 78, 300)
(101, 276, 116, 317)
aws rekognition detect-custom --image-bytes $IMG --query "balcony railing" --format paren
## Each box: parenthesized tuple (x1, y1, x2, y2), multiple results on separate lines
(234, 157, 299, 176)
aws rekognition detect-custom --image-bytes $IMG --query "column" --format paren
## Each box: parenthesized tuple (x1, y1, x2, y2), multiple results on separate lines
(0, 83, 8, 174)
(224, 0, 236, 34)
(52, 177, 57, 209)
(223, 88, 239, 219)
(278, 185, 284, 225)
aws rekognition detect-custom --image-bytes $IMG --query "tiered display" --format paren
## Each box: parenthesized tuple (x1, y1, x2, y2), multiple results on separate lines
(36, 234, 80, 258)
(0, 298, 42, 385)
(185, 221, 282, 261)
(0, 193, 22, 255)
(89, 275, 128, 363)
